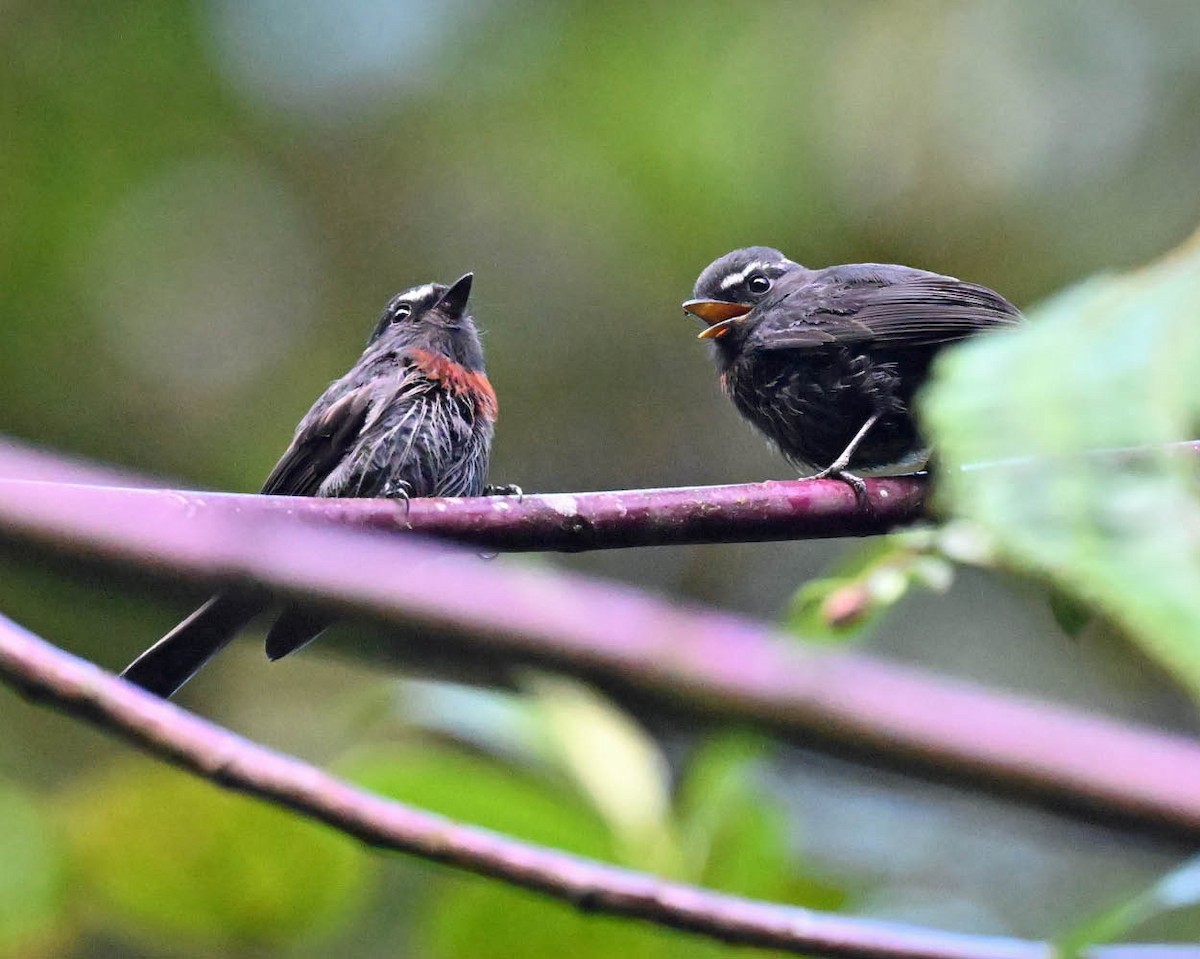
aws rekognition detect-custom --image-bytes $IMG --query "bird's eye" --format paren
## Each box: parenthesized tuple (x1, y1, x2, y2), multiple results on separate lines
(390, 303, 413, 323)
(746, 274, 771, 295)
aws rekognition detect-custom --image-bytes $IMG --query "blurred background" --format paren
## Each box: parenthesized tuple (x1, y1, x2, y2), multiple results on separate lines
(3, 1, 1200, 956)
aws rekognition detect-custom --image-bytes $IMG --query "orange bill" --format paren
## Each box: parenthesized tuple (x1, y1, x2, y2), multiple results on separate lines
(682, 299, 752, 340)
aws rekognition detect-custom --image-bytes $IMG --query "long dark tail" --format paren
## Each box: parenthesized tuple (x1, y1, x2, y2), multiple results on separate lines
(264, 605, 331, 662)
(121, 591, 269, 698)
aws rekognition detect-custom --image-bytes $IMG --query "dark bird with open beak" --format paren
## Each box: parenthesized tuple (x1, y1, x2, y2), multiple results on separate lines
(683, 247, 1022, 494)
(122, 273, 504, 698)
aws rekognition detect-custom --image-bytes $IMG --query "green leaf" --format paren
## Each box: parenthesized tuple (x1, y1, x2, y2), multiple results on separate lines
(421, 879, 676, 959)
(1057, 853, 1200, 957)
(342, 742, 664, 959)
(524, 674, 680, 874)
(0, 782, 68, 953)
(784, 529, 957, 642)
(786, 540, 909, 641)
(675, 734, 788, 896)
(675, 734, 849, 912)
(346, 708, 841, 959)
(374, 733, 821, 959)
(340, 743, 612, 858)
(62, 762, 369, 951)
(422, 875, 811, 959)
(923, 228, 1200, 700)
(1047, 587, 1095, 639)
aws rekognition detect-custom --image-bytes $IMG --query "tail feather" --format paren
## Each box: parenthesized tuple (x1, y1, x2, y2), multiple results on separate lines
(264, 605, 331, 661)
(121, 591, 268, 698)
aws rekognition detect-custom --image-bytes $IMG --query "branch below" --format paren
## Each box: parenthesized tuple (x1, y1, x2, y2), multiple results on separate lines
(1, 458, 1199, 840)
(0, 613, 1183, 959)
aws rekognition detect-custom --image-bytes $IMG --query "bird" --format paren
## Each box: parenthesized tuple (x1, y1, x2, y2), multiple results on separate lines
(682, 247, 1021, 495)
(121, 272, 505, 698)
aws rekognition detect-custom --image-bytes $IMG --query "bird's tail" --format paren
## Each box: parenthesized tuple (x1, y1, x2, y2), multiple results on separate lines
(263, 605, 331, 662)
(121, 591, 268, 698)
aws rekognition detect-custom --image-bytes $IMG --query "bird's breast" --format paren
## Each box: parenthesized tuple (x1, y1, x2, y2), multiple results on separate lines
(723, 347, 924, 471)
(407, 348, 498, 421)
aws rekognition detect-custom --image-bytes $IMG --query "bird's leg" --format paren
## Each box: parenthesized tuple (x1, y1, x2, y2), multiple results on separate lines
(810, 413, 882, 505)
(813, 413, 881, 478)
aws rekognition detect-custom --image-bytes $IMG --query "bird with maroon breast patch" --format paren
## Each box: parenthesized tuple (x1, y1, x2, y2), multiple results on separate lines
(683, 247, 1022, 498)
(122, 273, 511, 698)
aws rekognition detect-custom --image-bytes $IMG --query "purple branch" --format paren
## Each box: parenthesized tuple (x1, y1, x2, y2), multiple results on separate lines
(0, 438, 167, 487)
(5, 437, 1194, 552)
(0, 430, 925, 550)
(0, 477, 927, 551)
(1, 452, 1200, 838)
(0, 613, 1183, 959)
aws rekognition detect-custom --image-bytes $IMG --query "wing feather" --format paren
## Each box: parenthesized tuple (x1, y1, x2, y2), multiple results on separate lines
(755, 269, 1022, 352)
(259, 385, 373, 496)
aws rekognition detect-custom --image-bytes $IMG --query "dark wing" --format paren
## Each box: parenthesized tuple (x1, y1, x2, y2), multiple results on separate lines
(754, 265, 1022, 351)
(259, 385, 372, 496)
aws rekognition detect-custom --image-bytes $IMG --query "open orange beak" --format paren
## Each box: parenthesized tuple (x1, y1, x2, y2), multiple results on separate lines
(682, 299, 752, 339)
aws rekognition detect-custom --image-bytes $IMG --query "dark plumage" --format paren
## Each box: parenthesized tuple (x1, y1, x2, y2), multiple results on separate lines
(122, 273, 500, 697)
(683, 246, 1021, 486)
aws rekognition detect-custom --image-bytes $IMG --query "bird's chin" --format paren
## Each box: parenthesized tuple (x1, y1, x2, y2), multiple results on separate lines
(696, 317, 742, 340)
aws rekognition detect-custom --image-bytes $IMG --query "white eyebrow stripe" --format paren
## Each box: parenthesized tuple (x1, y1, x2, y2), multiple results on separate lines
(718, 262, 766, 291)
(399, 284, 437, 302)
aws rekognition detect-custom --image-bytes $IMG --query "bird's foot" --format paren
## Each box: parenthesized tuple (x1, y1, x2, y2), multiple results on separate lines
(808, 411, 883, 510)
(810, 463, 870, 509)
(484, 483, 524, 502)
(383, 480, 412, 516)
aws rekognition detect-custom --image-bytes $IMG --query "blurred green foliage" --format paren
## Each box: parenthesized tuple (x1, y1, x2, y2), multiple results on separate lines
(0, 678, 837, 957)
(1058, 855, 1200, 959)
(63, 763, 370, 951)
(5, 1, 1200, 956)
(344, 679, 842, 959)
(0, 782, 67, 954)
(925, 231, 1200, 700)
(785, 523, 988, 641)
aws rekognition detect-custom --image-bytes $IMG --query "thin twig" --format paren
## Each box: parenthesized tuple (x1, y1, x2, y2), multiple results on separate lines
(0, 613, 1184, 959)
(1, 463, 1199, 838)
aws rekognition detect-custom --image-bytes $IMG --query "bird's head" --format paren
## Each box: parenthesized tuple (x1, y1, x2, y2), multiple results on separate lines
(682, 247, 802, 349)
(368, 272, 485, 370)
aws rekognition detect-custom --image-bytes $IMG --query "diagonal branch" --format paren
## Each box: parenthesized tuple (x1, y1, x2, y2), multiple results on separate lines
(0, 437, 168, 487)
(1, 455, 1200, 839)
(0, 612, 1183, 959)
